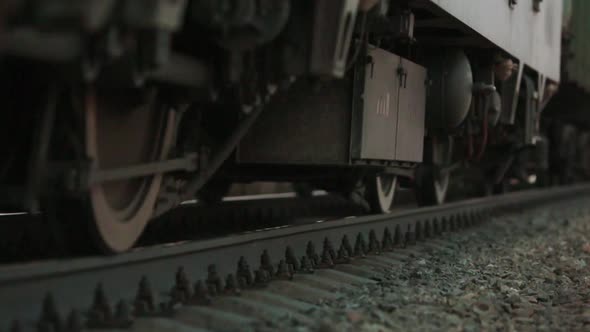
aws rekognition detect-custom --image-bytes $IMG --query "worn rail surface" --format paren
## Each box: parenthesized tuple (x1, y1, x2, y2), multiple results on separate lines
(2, 185, 590, 331)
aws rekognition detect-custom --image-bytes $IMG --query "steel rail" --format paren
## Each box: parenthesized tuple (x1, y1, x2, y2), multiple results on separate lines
(2, 184, 590, 330)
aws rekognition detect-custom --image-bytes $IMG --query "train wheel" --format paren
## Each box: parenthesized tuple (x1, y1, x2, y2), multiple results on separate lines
(416, 136, 453, 206)
(81, 88, 175, 253)
(338, 172, 397, 214)
(365, 174, 398, 213)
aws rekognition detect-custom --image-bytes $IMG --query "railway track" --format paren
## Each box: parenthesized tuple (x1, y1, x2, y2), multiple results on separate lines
(0, 192, 364, 262)
(3, 185, 590, 331)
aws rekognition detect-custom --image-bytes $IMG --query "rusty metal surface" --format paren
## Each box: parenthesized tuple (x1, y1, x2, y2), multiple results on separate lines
(2, 184, 590, 330)
(237, 79, 352, 165)
(427, 0, 563, 81)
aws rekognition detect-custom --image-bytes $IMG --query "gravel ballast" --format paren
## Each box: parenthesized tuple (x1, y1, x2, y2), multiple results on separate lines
(294, 201, 590, 331)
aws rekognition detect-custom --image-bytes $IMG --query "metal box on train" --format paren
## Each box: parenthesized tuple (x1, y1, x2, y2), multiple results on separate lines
(352, 47, 426, 163)
(237, 47, 426, 167)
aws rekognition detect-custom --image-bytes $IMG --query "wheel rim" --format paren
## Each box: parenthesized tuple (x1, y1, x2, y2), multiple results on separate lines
(374, 174, 397, 213)
(433, 171, 450, 204)
(85, 88, 175, 253)
(429, 136, 453, 205)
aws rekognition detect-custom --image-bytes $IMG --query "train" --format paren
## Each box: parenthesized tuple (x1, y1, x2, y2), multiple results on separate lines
(0, 0, 586, 253)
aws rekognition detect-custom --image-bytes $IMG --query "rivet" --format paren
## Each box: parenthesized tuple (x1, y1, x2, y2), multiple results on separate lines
(319, 246, 334, 268)
(225, 274, 241, 295)
(354, 233, 367, 257)
(323, 238, 336, 261)
(89, 283, 113, 325)
(368, 230, 381, 253)
(306, 242, 320, 267)
(300, 256, 314, 273)
(237, 257, 253, 287)
(171, 267, 192, 304)
(341, 235, 353, 256)
(336, 244, 351, 264)
(135, 276, 156, 315)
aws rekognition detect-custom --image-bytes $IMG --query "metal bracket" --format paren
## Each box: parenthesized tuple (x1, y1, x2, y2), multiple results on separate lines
(392, 9, 415, 41)
(87, 154, 198, 186)
(508, 62, 525, 125)
(538, 75, 549, 110)
(397, 66, 408, 88)
(522, 75, 538, 145)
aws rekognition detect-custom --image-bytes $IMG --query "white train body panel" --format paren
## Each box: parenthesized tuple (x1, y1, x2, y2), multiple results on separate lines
(429, 0, 563, 81)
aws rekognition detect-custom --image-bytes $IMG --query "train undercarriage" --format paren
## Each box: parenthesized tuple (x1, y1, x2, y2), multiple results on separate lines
(0, 0, 580, 253)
